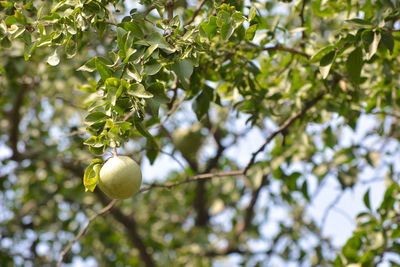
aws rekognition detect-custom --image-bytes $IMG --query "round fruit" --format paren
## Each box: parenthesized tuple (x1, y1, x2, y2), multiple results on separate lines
(99, 156, 142, 199)
(172, 124, 203, 160)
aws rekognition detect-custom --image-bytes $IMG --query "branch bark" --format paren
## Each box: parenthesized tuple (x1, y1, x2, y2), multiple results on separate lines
(299, 0, 307, 45)
(263, 45, 310, 59)
(9, 84, 26, 161)
(243, 90, 325, 174)
(193, 114, 226, 226)
(235, 174, 269, 236)
(139, 170, 244, 192)
(57, 199, 117, 267)
(184, 0, 207, 29)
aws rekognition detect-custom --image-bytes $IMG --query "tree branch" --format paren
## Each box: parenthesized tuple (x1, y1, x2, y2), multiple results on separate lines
(298, 0, 307, 44)
(9, 85, 26, 161)
(192, 114, 227, 226)
(185, 0, 207, 28)
(235, 174, 269, 236)
(320, 191, 343, 232)
(139, 170, 244, 192)
(143, 5, 156, 22)
(263, 45, 310, 59)
(243, 90, 325, 174)
(57, 199, 117, 267)
(165, 0, 175, 21)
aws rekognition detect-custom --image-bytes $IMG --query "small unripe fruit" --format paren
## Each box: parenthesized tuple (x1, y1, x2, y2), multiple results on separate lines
(99, 156, 142, 199)
(172, 124, 203, 160)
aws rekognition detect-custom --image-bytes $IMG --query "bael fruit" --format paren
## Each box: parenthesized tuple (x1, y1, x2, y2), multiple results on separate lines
(172, 124, 203, 161)
(99, 156, 142, 199)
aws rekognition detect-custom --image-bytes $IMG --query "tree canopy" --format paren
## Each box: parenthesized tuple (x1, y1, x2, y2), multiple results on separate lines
(1, 0, 400, 266)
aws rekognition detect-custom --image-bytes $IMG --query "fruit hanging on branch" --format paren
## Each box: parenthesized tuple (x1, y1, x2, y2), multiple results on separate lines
(99, 156, 142, 199)
(84, 155, 142, 199)
(172, 124, 204, 161)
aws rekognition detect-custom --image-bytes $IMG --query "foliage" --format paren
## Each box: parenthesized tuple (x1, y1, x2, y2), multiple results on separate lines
(1, 0, 400, 266)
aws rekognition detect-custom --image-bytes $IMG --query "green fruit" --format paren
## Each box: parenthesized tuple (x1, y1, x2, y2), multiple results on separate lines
(99, 156, 142, 199)
(172, 124, 203, 160)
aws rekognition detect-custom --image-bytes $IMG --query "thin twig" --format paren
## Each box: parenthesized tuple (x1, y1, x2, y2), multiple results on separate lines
(123, 110, 136, 121)
(369, 110, 400, 119)
(320, 192, 343, 231)
(185, 0, 207, 28)
(158, 149, 191, 180)
(57, 199, 117, 267)
(332, 206, 353, 224)
(64, 130, 86, 137)
(139, 170, 244, 192)
(243, 91, 325, 174)
(298, 0, 307, 44)
(263, 45, 310, 59)
(165, 0, 175, 21)
(236, 174, 269, 236)
(143, 5, 156, 22)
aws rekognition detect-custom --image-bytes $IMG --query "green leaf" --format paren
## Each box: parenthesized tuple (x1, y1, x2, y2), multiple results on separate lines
(169, 15, 180, 28)
(24, 42, 36, 61)
(118, 22, 143, 38)
(143, 44, 158, 60)
(125, 63, 142, 81)
(65, 36, 77, 58)
(83, 162, 102, 192)
(147, 82, 170, 103)
(144, 62, 162, 75)
(84, 136, 97, 145)
(201, 17, 218, 39)
(127, 83, 153, 98)
(363, 189, 371, 210)
(0, 1, 14, 8)
(310, 45, 335, 63)
(301, 180, 310, 201)
(85, 111, 108, 123)
(193, 88, 212, 120)
(14, 10, 27, 25)
(77, 58, 96, 72)
(319, 51, 336, 79)
(381, 31, 394, 54)
(248, 6, 257, 21)
(89, 145, 106, 155)
(134, 119, 158, 148)
(245, 24, 258, 41)
(115, 121, 132, 131)
(146, 32, 175, 53)
(5, 16, 17, 25)
(362, 30, 380, 60)
(91, 158, 103, 164)
(95, 58, 112, 80)
(47, 49, 60, 66)
(172, 59, 194, 89)
(105, 77, 120, 88)
(146, 149, 158, 165)
(221, 23, 234, 40)
(346, 18, 373, 26)
(346, 47, 363, 85)
(51, 0, 66, 13)
(0, 37, 11, 48)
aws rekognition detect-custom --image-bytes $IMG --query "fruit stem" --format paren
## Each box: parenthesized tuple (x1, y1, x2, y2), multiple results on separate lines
(113, 147, 118, 157)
